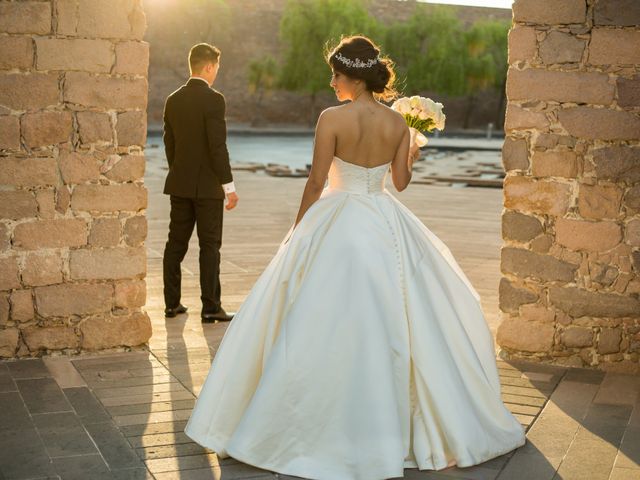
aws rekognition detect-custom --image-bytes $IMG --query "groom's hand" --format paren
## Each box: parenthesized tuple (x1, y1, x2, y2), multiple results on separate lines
(225, 192, 238, 210)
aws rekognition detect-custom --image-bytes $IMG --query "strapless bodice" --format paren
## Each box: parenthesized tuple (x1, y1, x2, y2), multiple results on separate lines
(327, 156, 390, 194)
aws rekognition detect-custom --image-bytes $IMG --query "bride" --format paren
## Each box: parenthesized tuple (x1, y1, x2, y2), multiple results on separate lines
(184, 35, 526, 480)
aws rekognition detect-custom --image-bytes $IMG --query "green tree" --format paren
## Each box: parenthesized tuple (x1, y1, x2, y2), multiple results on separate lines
(278, 0, 381, 125)
(384, 6, 467, 96)
(462, 19, 510, 128)
(247, 55, 278, 126)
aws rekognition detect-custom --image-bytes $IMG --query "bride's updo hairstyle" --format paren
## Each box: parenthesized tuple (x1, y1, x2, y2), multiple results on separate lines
(326, 35, 399, 102)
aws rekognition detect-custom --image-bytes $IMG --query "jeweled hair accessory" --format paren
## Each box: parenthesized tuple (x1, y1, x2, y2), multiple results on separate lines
(334, 51, 378, 68)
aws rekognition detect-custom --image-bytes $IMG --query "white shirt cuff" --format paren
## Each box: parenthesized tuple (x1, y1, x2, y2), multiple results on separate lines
(222, 181, 235, 194)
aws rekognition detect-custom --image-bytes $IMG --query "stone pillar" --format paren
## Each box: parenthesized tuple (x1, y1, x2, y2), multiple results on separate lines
(0, 0, 152, 357)
(497, 0, 640, 373)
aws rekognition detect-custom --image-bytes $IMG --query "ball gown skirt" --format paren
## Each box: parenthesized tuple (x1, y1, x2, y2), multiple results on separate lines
(184, 156, 526, 480)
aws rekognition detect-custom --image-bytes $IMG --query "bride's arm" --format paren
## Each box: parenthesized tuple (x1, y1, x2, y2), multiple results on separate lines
(294, 110, 336, 227)
(391, 126, 413, 191)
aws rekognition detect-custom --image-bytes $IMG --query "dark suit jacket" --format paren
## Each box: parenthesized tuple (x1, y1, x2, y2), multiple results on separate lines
(162, 78, 233, 199)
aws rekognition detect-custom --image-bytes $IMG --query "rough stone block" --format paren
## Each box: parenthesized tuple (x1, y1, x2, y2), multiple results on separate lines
(0, 116, 20, 150)
(507, 69, 614, 105)
(589, 29, 640, 65)
(539, 31, 585, 64)
(123, 216, 147, 246)
(499, 277, 539, 313)
(617, 75, 640, 108)
(0, 157, 58, 187)
(556, 218, 622, 252)
(71, 184, 147, 212)
(531, 151, 579, 178)
(501, 247, 578, 282)
(625, 218, 640, 247)
(0, 329, 19, 357)
(104, 155, 145, 182)
(508, 26, 537, 63)
(10, 290, 34, 322)
(502, 210, 544, 242)
(592, 146, 640, 184)
(13, 219, 88, 250)
(512, 0, 586, 24)
(0, 190, 38, 220)
(70, 0, 146, 40)
(502, 137, 529, 171)
(80, 311, 151, 350)
(114, 279, 146, 308)
(0, 36, 34, 70)
(88, 218, 121, 247)
(497, 318, 555, 353)
(58, 152, 101, 185)
(577, 184, 623, 220)
(116, 111, 146, 146)
(77, 112, 112, 144)
(598, 328, 622, 354)
(35, 38, 113, 73)
(594, 0, 640, 26)
(34, 283, 113, 317)
(0, 257, 21, 291)
(558, 107, 640, 141)
(562, 326, 593, 348)
(64, 72, 148, 110)
(504, 175, 572, 216)
(22, 252, 63, 287)
(0, 224, 9, 253)
(549, 286, 640, 317)
(22, 326, 79, 351)
(21, 111, 73, 148)
(0, 2, 51, 34)
(69, 247, 146, 280)
(0, 73, 59, 111)
(114, 41, 149, 75)
(35, 189, 56, 219)
(505, 105, 549, 131)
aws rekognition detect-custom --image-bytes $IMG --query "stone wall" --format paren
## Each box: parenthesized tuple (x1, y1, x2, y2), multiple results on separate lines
(0, 0, 152, 357)
(497, 0, 640, 373)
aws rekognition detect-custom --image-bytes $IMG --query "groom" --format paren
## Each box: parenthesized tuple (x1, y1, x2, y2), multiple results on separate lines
(162, 43, 238, 322)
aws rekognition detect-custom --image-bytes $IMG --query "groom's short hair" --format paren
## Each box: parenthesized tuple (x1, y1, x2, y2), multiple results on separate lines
(189, 43, 221, 73)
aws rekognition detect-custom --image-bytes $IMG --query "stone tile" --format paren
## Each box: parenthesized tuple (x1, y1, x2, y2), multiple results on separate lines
(562, 367, 605, 385)
(99, 389, 194, 407)
(593, 373, 640, 406)
(609, 467, 640, 480)
(127, 431, 194, 449)
(615, 426, 640, 470)
(43, 357, 87, 388)
(32, 411, 97, 457)
(82, 374, 177, 389)
(120, 420, 189, 438)
(0, 391, 32, 429)
(6, 358, 51, 378)
(0, 426, 56, 479)
(85, 421, 143, 470)
(16, 377, 73, 414)
(114, 408, 193, 427)
(0, 372, 16, 392)
(106, 398, 195, 416)
(147, 457, 271, 477)
(136, 442, 213, 460)
(94, 382, 187, 399)
(63, 386, 111, 424)
(52, 454, 111, 480)
(501, 393, 546, 407)
(111, 468, 155, 480)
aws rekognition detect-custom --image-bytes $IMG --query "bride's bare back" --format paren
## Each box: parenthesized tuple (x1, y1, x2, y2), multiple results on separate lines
(331, 100, 408, 168)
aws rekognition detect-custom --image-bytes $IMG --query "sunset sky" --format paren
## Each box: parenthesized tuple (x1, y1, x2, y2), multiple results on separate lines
(420, 0, 513, 8)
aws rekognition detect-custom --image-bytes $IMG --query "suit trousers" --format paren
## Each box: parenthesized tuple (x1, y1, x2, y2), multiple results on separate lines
(163, 195, 224, 313)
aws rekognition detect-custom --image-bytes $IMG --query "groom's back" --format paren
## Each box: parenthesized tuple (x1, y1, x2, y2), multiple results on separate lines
(162, 80, 231, 199)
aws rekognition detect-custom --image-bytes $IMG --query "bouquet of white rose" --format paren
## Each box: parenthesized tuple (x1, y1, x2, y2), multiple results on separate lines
(391, 95, 446, 148)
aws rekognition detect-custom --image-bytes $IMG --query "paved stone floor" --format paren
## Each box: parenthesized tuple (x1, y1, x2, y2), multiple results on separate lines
(1, 155, 639, 479)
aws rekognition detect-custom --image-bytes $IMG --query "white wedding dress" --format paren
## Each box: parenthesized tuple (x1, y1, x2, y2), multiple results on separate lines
(185, 155, 526, 480)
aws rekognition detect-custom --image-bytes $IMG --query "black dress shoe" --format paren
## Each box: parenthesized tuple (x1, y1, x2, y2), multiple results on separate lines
(201, 307, 234, 322)
(164, 304, 188, 318)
